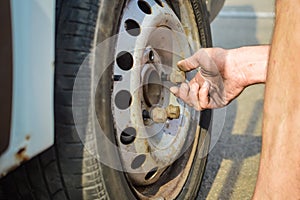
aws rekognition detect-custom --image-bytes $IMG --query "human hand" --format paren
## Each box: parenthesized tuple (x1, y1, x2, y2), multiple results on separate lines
(170, 48, 249, 110)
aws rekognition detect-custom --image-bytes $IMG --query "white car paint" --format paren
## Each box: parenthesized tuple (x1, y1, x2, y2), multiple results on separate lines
(0, 0, 55, 176)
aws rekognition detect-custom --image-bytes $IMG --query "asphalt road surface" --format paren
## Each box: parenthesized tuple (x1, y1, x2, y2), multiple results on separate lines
(197, 0, 274, 199)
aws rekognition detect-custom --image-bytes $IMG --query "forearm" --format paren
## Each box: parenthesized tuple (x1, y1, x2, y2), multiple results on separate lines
(227, 45, 269, 86)
(253, 0, 300, 199)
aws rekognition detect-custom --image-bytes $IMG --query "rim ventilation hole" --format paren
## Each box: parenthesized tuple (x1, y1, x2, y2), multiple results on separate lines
(120, 127, 136, 145)
(125, 19, 141, 36)
(138, 0, 152, 14)
(154, 0, 163, 7)
(131, 155, 146, 169)
(145, 167, 158, 180)
(115, 90, 132, 110)
(116, 51, 134, 71)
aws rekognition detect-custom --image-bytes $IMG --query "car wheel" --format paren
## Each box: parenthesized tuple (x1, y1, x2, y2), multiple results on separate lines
(1, 0, 212, 199)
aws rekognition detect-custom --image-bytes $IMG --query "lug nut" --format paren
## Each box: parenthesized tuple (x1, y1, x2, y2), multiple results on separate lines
(161, 69, 186, 83)
(151, 107, 167, 123)
(149, 105, 180, 123)
(170, 69, 185, 83)
(166, 104, 180, 119)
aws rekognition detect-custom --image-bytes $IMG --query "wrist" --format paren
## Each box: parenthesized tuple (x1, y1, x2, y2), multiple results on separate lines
(225, 48, 250, 87)
(227, 46, 269, 87)
(243, 61, 267, 86)
(211, 47, 228, 71)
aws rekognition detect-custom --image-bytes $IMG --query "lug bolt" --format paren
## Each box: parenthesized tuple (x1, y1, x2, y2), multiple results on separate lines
(149, 50, 154, 62)
(142, 110, 151, 120)
(113, 75, 123, 81)
(161, 73, 169, 81)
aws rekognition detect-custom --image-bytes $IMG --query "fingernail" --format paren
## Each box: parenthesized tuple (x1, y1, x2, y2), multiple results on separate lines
(170, 86, 178, 94)
(177, 60, 183, 66)
(177, 60, 185, 69)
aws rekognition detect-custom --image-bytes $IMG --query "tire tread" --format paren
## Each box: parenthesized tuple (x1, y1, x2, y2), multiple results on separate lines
(0, 1, 107, 199)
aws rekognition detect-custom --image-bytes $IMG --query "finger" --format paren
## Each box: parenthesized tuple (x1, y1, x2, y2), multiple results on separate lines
(177, 49, 211, 72)
(170, 84, 193, 106)
(199, 81, 211, 110)
(177, 83, 190, 102)
(170, 86, 179, 97)
(189, 83, 201, 110)
(195, 49, 220, 77)
(177, 57, 199, 72)
(194, 71, 206, 86)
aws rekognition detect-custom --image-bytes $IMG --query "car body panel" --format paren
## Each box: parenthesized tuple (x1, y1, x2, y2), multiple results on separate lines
(0, 0, 55, 177)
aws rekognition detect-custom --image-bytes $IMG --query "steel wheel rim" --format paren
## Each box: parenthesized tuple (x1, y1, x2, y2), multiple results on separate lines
(112, 0, 203, 198)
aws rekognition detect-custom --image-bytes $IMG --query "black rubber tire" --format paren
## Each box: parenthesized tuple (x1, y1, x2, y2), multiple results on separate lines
(0, 0, 212, 199)
(206, 0, 225, 22)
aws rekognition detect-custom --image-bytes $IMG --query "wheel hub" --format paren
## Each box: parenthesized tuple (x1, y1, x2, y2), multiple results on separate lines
(142, 62, 162, 107)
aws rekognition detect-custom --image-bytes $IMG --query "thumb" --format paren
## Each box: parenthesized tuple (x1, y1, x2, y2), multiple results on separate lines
(177, 49, 218, 76)
(177, 52, 202, 72)
(195, 49, 220, 78)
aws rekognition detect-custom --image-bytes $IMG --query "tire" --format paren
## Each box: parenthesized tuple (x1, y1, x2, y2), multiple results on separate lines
(206, 0, 225, 22)
(0, 0, 212, 199)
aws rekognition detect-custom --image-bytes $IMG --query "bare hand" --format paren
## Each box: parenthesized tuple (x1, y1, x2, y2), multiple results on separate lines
(170, 48, 248, 110)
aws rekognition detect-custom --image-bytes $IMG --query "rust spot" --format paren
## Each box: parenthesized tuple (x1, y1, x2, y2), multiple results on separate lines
(0, 173, 7, 178)
(25, 135, 30, 140)
(146, 144, 150, 153)
(166, 123, 170, 129)
(15, 147, 29, 162)
(17, 147, 26, 154)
